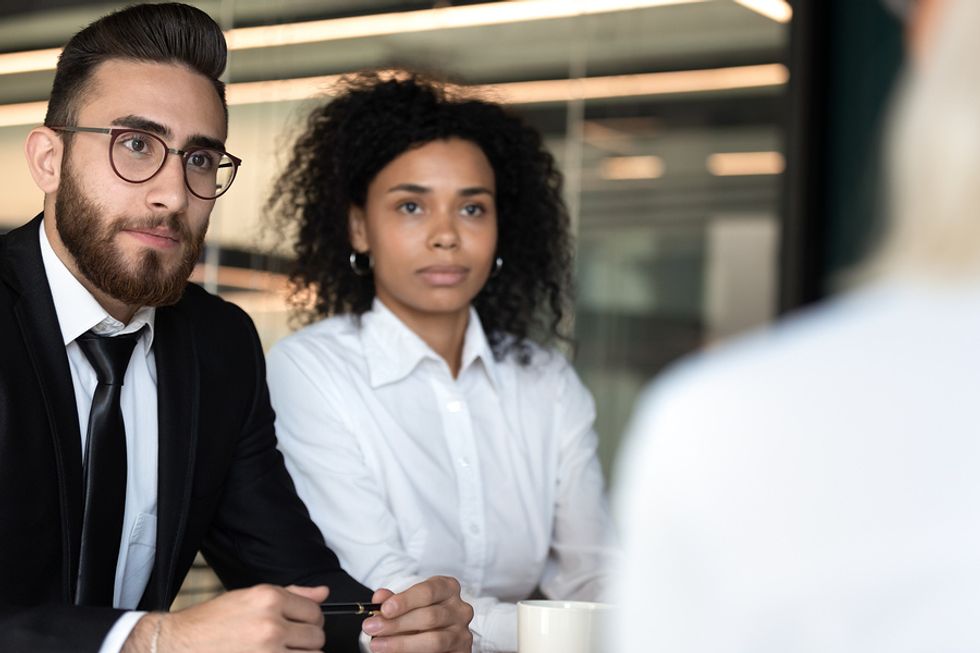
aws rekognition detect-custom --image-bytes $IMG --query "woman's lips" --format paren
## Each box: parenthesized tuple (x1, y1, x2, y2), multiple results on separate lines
(417, 265, 469, 286)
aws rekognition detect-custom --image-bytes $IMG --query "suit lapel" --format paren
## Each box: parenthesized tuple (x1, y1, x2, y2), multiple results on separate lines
(1, 214, 84, 602)
(140, 301, 200, 609)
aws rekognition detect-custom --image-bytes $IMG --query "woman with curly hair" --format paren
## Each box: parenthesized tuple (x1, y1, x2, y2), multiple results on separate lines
(265, 71, 613, 653)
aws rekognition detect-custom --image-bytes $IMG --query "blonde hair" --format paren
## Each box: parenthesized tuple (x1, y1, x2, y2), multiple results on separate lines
(867, 0, 980, 280)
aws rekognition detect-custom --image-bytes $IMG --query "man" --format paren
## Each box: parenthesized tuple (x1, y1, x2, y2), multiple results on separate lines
(608, 0, 980, 651)
(0, 4, 472, 652)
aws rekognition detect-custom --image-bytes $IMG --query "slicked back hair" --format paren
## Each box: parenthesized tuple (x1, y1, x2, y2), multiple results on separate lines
(44, 2, 228, 130)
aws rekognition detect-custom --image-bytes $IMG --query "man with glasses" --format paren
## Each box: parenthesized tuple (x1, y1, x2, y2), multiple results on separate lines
(0, 3, 473, 653)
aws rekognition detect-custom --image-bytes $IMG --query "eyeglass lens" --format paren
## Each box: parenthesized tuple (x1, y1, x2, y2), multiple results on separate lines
(111, 130, 236, 199)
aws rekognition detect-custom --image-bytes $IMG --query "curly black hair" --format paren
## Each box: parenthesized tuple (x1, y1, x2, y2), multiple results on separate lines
(267, 70, 573, 364)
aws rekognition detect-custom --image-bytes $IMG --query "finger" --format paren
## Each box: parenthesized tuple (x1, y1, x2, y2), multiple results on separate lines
(280, 589, 327, 626)
(372, 587, 394, 605)
(376, 602, 455, 637)
(283, 621, 327, 651)
(370, 628, 471, 653)
(380, 577, 456, 618)
(286, 584, 330, 603)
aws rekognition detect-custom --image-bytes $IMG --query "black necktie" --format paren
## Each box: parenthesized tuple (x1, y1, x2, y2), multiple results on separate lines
(74, 329, 142, 606)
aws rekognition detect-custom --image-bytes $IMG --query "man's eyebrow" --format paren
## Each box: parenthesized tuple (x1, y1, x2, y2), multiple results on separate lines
(185, 134, 227, 151)
(111, 115, 171, 139)
(110, 115, 225, 151)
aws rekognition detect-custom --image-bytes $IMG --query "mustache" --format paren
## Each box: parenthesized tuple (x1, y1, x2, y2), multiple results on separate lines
(110, 214, 190, 237)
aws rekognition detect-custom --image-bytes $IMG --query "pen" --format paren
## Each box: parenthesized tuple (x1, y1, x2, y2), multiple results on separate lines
(320, 601, 383, 616)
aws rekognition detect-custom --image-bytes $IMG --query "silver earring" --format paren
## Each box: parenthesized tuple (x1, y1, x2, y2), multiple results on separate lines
(349, 251, 373, 276)
(491, 256, 503, 277)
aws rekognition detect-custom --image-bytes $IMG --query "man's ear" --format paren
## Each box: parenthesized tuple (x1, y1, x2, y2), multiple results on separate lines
(24, 127, 64, 194)
(348, 205, 370, 253)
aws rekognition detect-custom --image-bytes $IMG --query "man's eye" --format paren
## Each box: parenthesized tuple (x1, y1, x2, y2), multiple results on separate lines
(188, 151, 214, 170)
(122, 135, 151, 154)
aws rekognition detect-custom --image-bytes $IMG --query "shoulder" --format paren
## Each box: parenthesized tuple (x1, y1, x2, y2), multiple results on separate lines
(497, 338, 591, 401)
(661, 284, 912, 397)
(267, 313, 362, 377)
(170, 283, 256, 339)
(621, 284, 917, 449)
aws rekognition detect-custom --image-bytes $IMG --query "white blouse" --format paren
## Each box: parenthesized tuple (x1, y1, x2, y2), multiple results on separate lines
(267, 299, 614, 653)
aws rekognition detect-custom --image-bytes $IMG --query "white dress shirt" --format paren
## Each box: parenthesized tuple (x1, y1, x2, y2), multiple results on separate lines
(267, 299, 614, 653)
(39, 221, 158, 652)
(610, 279, 980, 653)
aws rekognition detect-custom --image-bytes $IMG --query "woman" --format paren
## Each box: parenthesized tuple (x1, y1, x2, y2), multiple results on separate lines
(265, 71, 613, 653)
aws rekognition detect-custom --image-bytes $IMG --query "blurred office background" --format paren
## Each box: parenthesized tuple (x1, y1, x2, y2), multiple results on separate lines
(0, 0, 903, 605)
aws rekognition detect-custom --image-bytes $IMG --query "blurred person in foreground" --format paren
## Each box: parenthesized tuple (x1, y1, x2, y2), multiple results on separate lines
(0, 4, 472, 652)
(608, 0, 980, 650)
(265, 72, 614, 653)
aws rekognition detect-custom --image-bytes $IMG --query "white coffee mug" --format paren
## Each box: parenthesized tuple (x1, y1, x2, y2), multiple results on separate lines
(517, 600, 612, 653)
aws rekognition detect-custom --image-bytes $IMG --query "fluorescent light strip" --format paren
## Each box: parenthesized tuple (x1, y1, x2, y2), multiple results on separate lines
(226, 0, 704, 50)
(0, 47, 60, 76)
(0, 100, 47, 127)
(733, 0, 793, 23)
(0, 0, 706, 76)
(0, 64, 788, 127)
(706, 151, 785, 176)
(600, 155, 665, 180)
(485, 64, 788, 104)
(228, 75, 341, 105)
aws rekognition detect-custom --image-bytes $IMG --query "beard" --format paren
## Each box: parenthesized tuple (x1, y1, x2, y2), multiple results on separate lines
(55, 161, 208, 307)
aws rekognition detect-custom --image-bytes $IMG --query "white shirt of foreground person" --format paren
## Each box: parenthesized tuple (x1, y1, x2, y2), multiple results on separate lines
(39, 220, 158, 653)
(609, 278, 980, 653)
(267, 298, 614, 653)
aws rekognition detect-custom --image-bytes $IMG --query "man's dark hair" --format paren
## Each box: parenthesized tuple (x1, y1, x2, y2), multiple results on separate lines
(267, 70, 574, 365)
(44, 2, 228, 129)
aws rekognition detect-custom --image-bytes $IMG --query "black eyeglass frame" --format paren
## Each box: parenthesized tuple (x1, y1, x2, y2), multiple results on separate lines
(50, 125, 243, 200)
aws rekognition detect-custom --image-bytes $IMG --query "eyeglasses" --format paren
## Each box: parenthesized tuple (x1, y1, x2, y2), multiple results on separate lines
(51, 126, 242, 200)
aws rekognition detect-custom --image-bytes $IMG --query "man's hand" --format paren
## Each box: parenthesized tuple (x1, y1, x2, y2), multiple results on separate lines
(123, 584, 329, 652)
(361, 576, 473, 653)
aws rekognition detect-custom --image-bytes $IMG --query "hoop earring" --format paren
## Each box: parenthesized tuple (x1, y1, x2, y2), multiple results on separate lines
(349, 251, 373, 276)
(491, 256, 503, 277)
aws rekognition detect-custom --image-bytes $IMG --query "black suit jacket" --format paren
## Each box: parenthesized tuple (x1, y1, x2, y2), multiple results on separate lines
(0, 215, 371, 652)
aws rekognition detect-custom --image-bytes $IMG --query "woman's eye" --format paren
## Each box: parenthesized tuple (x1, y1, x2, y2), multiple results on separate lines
(398, 201, 422, 214)
(462, 203, 485, 217)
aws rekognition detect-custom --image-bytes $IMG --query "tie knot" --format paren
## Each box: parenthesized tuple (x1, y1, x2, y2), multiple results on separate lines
(75, 329, 142, 386)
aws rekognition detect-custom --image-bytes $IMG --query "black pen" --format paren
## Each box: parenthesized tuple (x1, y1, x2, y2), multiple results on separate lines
(320, 601, 383, 615)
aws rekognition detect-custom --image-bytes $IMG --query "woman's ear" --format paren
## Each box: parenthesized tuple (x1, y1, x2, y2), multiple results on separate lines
(24, 127, 64, 194)
(348, 205, 370, 253)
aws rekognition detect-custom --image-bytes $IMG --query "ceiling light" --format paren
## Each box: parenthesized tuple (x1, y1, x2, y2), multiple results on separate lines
(0, 47, 60, 76)
(706, 151, 785, 176)
(486, 64, 788, 104)
(733, 0, 793, 23)
(600, 155, 665, 180)
(0, 100, 47, 128)
(226, 0, 706, 50)
(0, 0, 707, 76)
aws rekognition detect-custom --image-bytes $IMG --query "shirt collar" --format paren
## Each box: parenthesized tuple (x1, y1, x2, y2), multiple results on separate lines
(38, 219, 156, 347)
(360, 297, 500, 389)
